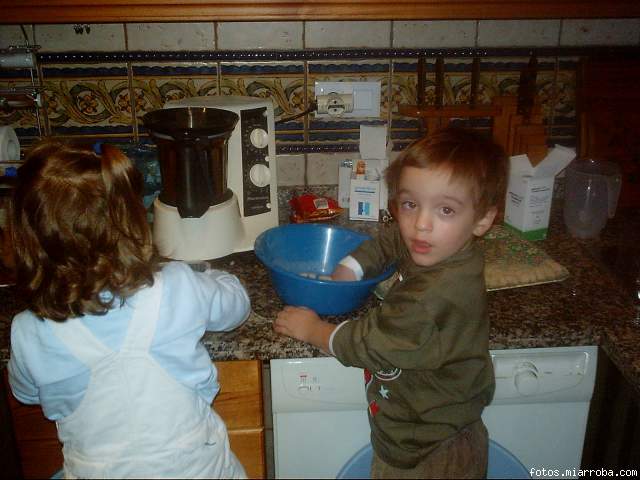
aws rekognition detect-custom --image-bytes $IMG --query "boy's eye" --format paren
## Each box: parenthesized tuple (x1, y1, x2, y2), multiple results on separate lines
(400, 200, 417, 210)
(440, 206, 455, 216)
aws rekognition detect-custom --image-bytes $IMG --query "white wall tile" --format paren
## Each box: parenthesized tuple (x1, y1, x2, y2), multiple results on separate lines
(126, 23, 214, 51)
(560, 18, 640, 46)
(217, 22, 303, 50)
(393, 21, 476, 48)
(306, 21, 391, 48)
(478, 20, 560, 47)
(276, 154, 306, 186)
(36, 24, 126, 52)
(0, 25, 35, 48)
(306, 153, 347, 185)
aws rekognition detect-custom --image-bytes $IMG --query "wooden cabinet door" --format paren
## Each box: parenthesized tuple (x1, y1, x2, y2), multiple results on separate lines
(2, 360, 265, 479)
(1, 371, 62, 479)
(214, 360, 266, 479)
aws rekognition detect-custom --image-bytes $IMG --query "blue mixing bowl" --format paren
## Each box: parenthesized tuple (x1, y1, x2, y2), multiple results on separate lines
(254, 224, 395, 315)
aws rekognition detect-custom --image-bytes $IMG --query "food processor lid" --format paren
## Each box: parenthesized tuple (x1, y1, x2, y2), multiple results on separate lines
(142, 107, 239, 140)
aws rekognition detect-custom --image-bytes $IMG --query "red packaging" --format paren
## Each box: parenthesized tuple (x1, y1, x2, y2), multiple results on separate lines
(289, 193, 344, 223)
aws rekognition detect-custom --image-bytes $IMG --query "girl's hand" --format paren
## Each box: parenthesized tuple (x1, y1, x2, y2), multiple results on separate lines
(331, 264, 357, 282)
(274, 306, 336, 353)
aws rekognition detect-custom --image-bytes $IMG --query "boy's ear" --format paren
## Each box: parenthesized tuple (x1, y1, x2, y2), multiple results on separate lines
(473, 206, 497, 237)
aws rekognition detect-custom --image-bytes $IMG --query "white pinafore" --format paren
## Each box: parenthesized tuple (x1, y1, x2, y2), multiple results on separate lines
(47, 274, 246, 479)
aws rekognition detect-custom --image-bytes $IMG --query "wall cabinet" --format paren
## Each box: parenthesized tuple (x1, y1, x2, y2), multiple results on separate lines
(1, 360, 266, 479)
(1, 0, 640, 24)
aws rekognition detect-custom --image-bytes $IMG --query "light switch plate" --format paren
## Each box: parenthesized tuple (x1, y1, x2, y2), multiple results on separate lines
(314, 81, 381, 118)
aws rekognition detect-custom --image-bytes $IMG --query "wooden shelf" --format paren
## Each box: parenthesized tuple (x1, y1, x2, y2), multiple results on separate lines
(2, 0, 640, 24)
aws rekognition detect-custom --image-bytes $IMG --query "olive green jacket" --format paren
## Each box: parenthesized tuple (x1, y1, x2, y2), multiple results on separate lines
(331, 223, 495, 469)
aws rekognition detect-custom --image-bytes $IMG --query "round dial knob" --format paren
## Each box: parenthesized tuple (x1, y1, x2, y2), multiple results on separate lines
(514, 361, 539, 396)
(249, 164, 271, 188)
(250, 128, 269, 148)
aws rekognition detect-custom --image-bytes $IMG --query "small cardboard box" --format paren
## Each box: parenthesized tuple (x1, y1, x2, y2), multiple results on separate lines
(349, 178, 380, 221)
(504, 145, 575, 241)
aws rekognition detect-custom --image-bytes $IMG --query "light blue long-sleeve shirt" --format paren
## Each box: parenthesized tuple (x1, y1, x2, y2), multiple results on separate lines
(8, 261, 250, 421)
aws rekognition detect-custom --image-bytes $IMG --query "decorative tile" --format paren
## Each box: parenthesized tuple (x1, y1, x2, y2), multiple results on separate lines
(392, 21, 477, 48)
(131, 63, 218, 127)
(0, 69, 41, 135)
(478, 20, 561, 47)
(274, 121, 305, 147)
(480, 57, 558, 117)
(36, 24, 126, 52)
(219, 62, 305, 145)
(390, 59, 418, 108)
(41, 64, 134, 136)
(305, 21, 392, 49)
(548, 58, 578, 147)
(7, 39, 620, 162)
(126, 23, 215, 51)
(389, 59, 422, 148)
(219, 62, 305, 116)
(217, 22, 303, 50)
(560, 19, 640, 46)
(553, 59, 578, 120)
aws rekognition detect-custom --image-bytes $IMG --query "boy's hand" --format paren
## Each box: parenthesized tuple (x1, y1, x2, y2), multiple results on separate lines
(274, 306, 336, 353)
(331, 264, 357, 282)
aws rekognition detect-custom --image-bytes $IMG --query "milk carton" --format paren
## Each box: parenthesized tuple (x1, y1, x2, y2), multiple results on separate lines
(347, 125, 390, 221)
(349, 158, 387, 221)
(504, 145, 575, 240)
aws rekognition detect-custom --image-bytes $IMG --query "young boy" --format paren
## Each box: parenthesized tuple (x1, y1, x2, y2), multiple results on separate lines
(274, 126, 509, 479)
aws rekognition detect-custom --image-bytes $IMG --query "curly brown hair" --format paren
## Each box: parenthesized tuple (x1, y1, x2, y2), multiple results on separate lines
(10, 139, 158, 321)
(386, 126, 509, 219)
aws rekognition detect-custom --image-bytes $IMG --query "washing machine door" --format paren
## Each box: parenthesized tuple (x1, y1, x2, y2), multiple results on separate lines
(336, 440, 530, 479)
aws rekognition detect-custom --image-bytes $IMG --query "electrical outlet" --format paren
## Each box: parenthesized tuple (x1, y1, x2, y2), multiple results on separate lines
(317, 92, 354, 116)
(314, 81, 381, 118)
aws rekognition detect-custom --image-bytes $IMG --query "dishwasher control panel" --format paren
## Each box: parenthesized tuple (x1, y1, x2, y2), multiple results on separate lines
(490, 345, 598, 404)
(271, 357, 367, 413)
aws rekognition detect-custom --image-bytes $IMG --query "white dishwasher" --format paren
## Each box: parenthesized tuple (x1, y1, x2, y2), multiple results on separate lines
(271, 345, 597, 479)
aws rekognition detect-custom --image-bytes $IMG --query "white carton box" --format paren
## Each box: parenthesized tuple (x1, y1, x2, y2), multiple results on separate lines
(349, 178, 380, 221)
(345, 124, 390, 221)
(504, 145, 575, 241)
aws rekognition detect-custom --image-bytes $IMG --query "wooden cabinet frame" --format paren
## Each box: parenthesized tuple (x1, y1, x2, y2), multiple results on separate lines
(1, 0, 640, 24)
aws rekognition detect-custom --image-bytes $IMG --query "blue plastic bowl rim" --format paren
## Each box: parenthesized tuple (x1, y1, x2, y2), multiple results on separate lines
(254, 223, 395, 286)
(336, 439, 530, 479)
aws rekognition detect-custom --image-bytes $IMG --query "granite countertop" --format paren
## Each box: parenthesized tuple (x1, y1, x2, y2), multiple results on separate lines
(199, 206, 640, 395)
(1, 206, 639, 395)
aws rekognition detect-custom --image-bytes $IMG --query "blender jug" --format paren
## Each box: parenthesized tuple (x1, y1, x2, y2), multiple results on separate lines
(563, 159, 622, 239)
(142, 107, 239, 218)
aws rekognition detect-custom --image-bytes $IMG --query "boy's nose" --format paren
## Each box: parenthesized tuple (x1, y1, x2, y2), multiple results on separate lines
(415, 211, 432, 232)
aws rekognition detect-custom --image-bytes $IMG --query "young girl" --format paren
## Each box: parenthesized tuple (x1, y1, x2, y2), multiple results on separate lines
(7, 140, 250, 478)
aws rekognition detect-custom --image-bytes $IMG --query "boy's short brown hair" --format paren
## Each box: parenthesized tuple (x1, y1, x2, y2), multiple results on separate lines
(386, 126, 509, 218)
(10, 139, 157, 321)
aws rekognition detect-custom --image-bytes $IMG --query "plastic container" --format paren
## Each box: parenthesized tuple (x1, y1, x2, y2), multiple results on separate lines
(254, 224, 395, 315)
(563, 158, 622, 239)
(142, 107, 238, 218)
(336, 440, 530, 479)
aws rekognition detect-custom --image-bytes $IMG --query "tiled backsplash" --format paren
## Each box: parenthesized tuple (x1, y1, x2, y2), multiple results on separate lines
(1, 19, 640, 187)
